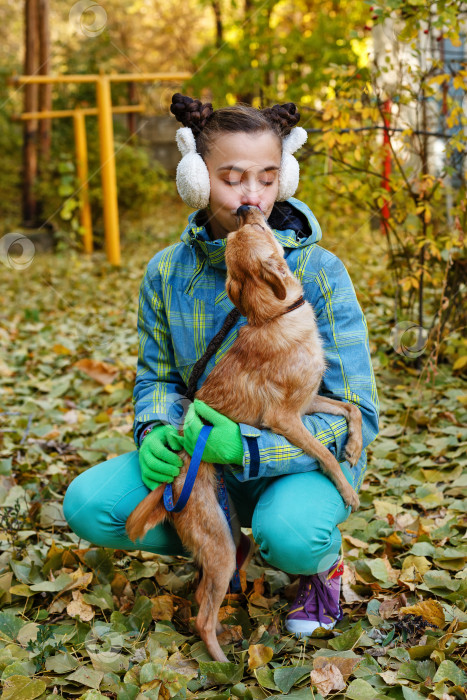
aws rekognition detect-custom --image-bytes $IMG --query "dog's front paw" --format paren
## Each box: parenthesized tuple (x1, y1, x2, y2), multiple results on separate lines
(344, 435, 362, 466)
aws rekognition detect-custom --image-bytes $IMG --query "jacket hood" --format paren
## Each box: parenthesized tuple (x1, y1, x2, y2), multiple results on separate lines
(180, 198, 322, 271)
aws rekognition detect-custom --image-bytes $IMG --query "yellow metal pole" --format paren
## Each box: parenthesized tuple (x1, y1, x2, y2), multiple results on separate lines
(73, 109, 93, 255)
(96, 74, 120, 266)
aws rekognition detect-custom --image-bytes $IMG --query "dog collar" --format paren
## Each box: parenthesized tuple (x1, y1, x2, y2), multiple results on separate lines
(283, 295, 305, 315)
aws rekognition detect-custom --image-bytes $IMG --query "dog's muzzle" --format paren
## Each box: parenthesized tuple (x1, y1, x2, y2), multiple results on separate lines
(236, 205, 265, 226)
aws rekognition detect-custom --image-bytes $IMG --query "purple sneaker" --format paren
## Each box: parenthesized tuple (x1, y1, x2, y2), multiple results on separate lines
(285, 555, 344, 637)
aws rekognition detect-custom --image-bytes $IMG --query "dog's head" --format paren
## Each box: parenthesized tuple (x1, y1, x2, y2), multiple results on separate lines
(225, 206, 299, 322)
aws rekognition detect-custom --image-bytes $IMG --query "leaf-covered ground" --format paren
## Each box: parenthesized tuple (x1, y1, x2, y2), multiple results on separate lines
(0, 205, 466, 700)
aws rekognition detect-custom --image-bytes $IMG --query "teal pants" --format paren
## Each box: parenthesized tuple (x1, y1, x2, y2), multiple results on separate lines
(63, 451, 354, 575)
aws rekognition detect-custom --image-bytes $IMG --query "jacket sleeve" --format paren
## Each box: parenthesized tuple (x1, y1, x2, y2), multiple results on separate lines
(132, 263, 188, 447)
(232, 254, 380, 486)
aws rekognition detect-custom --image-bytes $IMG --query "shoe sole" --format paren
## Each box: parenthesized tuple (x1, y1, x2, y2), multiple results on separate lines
(285, 618, 336, 637)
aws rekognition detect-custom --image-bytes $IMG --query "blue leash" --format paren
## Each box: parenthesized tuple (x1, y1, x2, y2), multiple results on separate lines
(163, 425, 242, 592)
(163, 424, 213, 513)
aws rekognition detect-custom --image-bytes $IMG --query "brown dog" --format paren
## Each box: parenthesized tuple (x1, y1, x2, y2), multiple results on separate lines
(126, 205, 362, 662)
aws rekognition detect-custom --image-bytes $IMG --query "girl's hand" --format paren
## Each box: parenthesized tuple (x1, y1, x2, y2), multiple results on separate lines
(139, 425, 184, 490)
(183, 399, 244, 465)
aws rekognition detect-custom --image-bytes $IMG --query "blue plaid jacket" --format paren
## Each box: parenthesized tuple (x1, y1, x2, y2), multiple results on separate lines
(132, 198, 379, 490)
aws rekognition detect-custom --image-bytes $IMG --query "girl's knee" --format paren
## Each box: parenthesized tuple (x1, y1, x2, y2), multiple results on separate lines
(63, 471, 97, 542)
(254, 516, 342, 575)
(251, 470, 349, 575)
(62, 451, 142, 545)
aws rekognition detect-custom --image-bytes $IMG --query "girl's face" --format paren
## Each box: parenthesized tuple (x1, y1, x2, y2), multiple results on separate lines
(203, 131, 282, 240)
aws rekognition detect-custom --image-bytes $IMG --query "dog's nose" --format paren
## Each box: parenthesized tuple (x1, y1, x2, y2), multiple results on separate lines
(236, 205, 252, 218)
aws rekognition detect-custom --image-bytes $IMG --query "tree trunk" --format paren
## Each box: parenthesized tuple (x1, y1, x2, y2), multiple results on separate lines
(22, 0, 39, 226)
(38, 0, 52, 165)
(211, 0, 223, 48)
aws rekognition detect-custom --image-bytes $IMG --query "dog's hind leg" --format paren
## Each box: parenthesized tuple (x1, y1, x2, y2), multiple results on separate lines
(195, 550, 236, 662)
(305, 395, 363, 467)
(175, 465, 236, 662)
(265, 411, 360, 511)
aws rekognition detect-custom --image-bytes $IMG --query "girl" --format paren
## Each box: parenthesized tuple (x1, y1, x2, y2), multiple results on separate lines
(64, 94, 379, 638)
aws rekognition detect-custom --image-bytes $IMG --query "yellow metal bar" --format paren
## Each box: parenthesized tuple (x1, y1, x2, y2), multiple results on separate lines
(73, 110, 93, 255)
(96, 75, 121, 267)
(12, 72, 191, 85)
(12, 75, 98, 84)
(17, 104, 145, 120)
(108, 72, 191, 82)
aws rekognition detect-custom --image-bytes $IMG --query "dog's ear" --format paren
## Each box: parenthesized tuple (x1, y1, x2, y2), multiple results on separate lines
(260, 256, 287, 300)
(227, 278, 247, 316)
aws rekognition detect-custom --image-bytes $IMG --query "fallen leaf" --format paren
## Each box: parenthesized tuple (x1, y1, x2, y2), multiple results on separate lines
(248, 644, 273, 669)
(52, 343, 72, 355)
(73, 359, 118, 385)
(342, 565, 365, 603)
(1, 675, 47, 700)
(150, 595, 174, 621)
(0, 359, 13, 377)
(343, 534, 369, 549)
(379, 670, 401, 685)
(67, 590, 94, 621)
(310, 663, 346, 696)
(313, 655, 360, 679)
(402, 556, 432, 576)
(379, 597, 403, 619)
(217, 625, 243, 644)
(399, 599, 445, 629)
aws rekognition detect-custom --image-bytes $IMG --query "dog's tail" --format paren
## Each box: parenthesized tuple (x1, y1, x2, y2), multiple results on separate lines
(126, 485, 168, 543)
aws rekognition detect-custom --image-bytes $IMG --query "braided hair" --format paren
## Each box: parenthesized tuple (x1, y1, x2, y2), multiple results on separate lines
(170, 93, 301, 157)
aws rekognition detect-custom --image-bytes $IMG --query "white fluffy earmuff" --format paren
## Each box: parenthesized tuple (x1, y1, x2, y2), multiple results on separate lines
(174, 125, 308, 209)
(276, 126, 308, 201)
(175, 127, 211, 209)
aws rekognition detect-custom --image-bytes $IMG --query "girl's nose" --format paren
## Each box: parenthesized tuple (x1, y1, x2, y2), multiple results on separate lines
(240, 187, 262, 208)
(240, 195, 261, 208)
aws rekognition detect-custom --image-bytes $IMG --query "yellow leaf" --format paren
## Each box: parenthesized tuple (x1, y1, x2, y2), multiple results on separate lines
(453, 356, 467, 371)
(343, 534, 369, 549)
(150, 595, 174, 621)
(399, 599, 445, 629)
(428, 74, 450, 85)
(53, 343, 72, 355)
(401, 556, 431, 576)
(382, 532, 403, 547)
(104, 381, 124, 393)
(248, 644, 273, 669)
(373, 500, 400, 518)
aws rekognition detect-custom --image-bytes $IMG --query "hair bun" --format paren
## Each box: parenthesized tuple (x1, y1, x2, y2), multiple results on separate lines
(170, 93, 214, 135)
(263, 102, 300, 135)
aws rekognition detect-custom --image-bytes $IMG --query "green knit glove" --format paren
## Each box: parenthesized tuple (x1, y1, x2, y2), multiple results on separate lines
(182, 399, 244, 465)
(139, 424, 184, 491)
